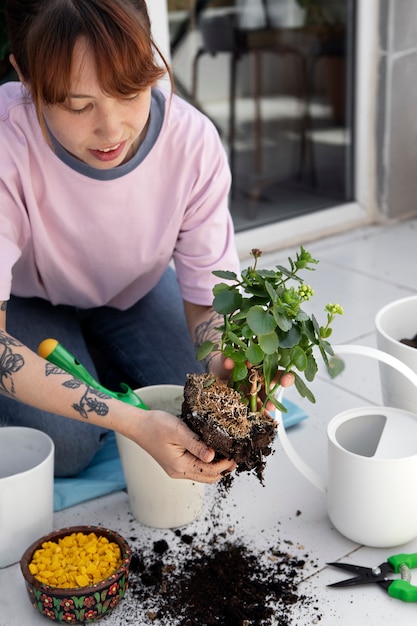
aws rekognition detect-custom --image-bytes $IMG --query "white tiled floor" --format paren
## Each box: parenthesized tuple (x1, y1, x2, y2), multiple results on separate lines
(1, 217, 417, 625)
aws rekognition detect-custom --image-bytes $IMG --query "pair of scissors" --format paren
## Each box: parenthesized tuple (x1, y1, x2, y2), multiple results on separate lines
(328, 553, 417, 602)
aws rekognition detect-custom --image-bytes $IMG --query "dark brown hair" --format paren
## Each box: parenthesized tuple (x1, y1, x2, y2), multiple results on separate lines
(5, 0, 171, 124)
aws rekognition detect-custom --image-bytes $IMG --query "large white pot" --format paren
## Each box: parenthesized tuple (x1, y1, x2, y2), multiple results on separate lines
(375, 295, 417, 413)
(115, 385, 205, 529)
(0, 427, 54, 568)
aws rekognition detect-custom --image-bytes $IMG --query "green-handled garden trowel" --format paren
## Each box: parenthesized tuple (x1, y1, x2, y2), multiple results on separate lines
(38, 338, 149, 410)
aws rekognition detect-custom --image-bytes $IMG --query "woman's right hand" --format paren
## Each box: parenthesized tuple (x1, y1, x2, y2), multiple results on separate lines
(127, 408, 236, 484)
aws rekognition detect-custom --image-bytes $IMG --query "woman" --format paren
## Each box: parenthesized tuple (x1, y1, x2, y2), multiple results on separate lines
(0, 0, 291, 481)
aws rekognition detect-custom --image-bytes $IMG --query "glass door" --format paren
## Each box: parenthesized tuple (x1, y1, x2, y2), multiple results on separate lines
(168, 0, 355, 232)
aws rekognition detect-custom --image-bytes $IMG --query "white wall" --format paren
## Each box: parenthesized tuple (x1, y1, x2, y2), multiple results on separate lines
(146, 0, 170, 61)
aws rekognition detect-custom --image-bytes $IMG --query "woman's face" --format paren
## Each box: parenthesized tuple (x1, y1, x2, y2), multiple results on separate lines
(42, 38, 152, 169)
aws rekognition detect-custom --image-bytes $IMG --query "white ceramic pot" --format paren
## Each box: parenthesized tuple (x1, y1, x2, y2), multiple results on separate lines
(115, 385, 205, 529)
(0, 427, 54, 568)
(375, 295, 417, 413)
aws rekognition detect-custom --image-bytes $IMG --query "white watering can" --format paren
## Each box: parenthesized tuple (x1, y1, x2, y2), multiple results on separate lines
(276, 344, 417, 548)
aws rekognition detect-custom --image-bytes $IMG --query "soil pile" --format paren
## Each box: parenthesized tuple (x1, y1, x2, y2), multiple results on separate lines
(122, 523, 321, 625)
(128, 542, 318, 626)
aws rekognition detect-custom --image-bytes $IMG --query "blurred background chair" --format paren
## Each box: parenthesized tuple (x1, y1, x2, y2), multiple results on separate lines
(190, 4, 313, 197)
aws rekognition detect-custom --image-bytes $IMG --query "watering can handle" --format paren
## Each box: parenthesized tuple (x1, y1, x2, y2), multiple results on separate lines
(276, 344, 417, 494)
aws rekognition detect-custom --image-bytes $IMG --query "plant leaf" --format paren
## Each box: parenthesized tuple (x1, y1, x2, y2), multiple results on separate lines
(311, 314, 322, 339)
(304, 353, 318, 382)
(231, 361, 248, 382)
(275, 265, 302, 282)
(327, 356, 345, 378)
(265, 280, 277, 302)
(246, 305, 276, 335)
(240, 324, 254, 339)
(226, 330, 248, 349)
(244, 285, 271, 298)
(263, 353, 279, 390)
(273, 309, 293, 332)
(295, 309, 309, 321)
(293, 372, 316, 403)
(278, 325, 302, 348)
(302, 318, 319, 344)
(245, 342, 264, 365)
(212, 283, 231, 297)
(258, 331, 279, 355)
(277, 348, 291, 368)
(290, 345, 307, 371)
(267, 395, 287, 413)
(196, 340, 218, 360)
(319, 337, 335, 356)
(228, 348, 247, 362)
(233, 310, 249, 321)
(258, 269, 278, 278)
(213, 288, 242, 315)
(222, 345, 239, 359)
(212, 270, 238, 280)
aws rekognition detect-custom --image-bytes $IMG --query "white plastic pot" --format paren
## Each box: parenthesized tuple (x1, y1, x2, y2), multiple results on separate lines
(375, 295, 417, 414)
(0, 427, 54, 568)
(116, 385, 204, 529)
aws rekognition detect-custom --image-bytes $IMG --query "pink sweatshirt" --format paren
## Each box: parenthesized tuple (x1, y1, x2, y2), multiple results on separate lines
(0, 83, 239, 309)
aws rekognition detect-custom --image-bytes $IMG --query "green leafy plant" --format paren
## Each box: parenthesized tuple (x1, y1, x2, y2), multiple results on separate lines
(197, 247, 344, 414)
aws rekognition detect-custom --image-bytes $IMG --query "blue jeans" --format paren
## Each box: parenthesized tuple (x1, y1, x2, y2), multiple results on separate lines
(1, 268, 203, 476)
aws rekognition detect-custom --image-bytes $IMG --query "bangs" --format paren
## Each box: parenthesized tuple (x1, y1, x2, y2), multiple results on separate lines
(26, 0, 167, 108)
(92, 12, 166, 97)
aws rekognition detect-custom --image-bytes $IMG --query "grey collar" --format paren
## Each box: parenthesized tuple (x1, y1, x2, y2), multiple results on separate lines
(47, 88, 165, 181)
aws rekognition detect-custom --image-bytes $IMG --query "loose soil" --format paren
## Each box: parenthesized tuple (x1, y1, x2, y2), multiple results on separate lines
(116, 378, 323, 625)
(120, 488, 323, 626)
(401, 334, 417, 349)
(181, 373, 277, 483)
(126, 535, 318, 625)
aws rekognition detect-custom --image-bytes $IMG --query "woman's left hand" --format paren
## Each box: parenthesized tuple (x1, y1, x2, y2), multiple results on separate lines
(208, 353, 294, 411)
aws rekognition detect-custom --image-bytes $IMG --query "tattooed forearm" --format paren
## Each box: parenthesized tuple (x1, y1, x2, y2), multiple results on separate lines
(194, 311, 223, 371)
(194, 311, 223, 348)
(0, 329, 24, 396)
(1, 301, 7, 312)
(0, 328, 110, 420)
(44, 362, 110, 419)
(71, 385, 110, 419)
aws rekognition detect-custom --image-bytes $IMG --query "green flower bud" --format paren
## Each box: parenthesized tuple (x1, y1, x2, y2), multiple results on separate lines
(297, 284, 314, 301)
(325, 303, 344, 316)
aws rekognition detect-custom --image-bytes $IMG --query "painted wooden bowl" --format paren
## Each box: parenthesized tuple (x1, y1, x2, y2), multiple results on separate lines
(20, 525, 131, 623)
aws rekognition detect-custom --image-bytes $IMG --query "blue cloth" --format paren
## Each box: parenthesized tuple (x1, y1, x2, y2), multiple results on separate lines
(53, 398, 308, 511)
(53, 432, 126, 511)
